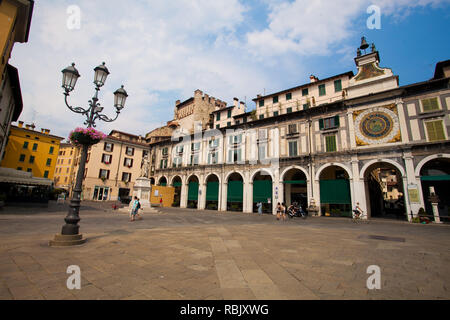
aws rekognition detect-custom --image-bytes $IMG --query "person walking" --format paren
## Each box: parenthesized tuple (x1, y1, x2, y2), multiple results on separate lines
(281, 202, 287, 221)
(276, 202, 282, 220)
(130, 196, 142, 221)
(257, 202, 263, 214)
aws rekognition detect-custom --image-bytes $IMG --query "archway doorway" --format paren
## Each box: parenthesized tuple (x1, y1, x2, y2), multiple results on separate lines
(253, 171, 273, 213)
(158, 176, 167, 186)
(227, 172, 243, 212)
(420, 158, 450, 220)
(171, 176, 182, 207)
(363, 162, 406, 220)
(205, 174, 219, 210)
(283, 168, 307, 211)
(187, 175, 199, 209)
(319, 165, 351, 217)
(150, 177, 155, 185)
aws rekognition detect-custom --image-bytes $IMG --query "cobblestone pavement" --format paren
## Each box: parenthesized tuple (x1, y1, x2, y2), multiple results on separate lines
(0, 201, 449, 300)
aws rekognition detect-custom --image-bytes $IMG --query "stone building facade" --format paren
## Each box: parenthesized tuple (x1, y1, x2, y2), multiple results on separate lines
(147, 41, 450, 221)
(74, 130, 149, 201)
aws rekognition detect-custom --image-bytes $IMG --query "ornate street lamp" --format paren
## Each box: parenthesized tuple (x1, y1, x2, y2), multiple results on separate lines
(50, 62, 128, 246)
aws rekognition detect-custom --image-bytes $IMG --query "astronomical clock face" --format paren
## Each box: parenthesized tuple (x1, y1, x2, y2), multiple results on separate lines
(354, 105, 401, 146)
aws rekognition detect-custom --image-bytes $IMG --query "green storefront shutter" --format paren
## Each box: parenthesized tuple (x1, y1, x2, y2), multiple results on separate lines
(320, 179, 351, 204)
(188, 182, 199, 201)
(227, 181, 243, 202)
(173, 182, 182, 187)
(420, 175, 450, 181)
(206, 181, 219, 201)
(253, 180, 272, 203)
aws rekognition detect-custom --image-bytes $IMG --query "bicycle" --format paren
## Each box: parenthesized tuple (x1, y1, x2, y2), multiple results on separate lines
(351, 210, 369, 224)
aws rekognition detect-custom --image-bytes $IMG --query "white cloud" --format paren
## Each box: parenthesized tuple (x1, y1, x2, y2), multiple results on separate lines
(246, 0, 450, 57)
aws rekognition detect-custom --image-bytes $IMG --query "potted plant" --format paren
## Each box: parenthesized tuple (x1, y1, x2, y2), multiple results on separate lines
(69, 127, 107, 146)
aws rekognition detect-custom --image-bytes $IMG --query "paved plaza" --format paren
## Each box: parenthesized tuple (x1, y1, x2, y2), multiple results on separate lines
(0, 201, 449, 300)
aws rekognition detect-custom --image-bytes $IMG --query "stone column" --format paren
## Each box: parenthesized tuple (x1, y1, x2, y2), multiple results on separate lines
(180, 182, 188, 208)
(429, 186, 442, 223)
(198, 182, 206, 210)
(403, 153, 422, 218)
(244, 181, 253, 213)
(351, 157, 367, 218)
(220, 182, 227, 211)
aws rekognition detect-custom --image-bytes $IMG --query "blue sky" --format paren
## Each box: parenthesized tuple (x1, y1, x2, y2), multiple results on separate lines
(10, 0, 450, 139)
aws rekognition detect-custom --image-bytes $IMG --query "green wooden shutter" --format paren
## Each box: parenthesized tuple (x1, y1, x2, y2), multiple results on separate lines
(216, 113, 220, 121)
(326, 135, 337, 152)
(319, 119, 324, 130)
(334, 80, 342, 92)
(334, 115, 340, 127)
(206, 181, 219, 201)
(319, 84, 326, 96)
(426, 120, 445, 141)
(422, 98, 439, 112)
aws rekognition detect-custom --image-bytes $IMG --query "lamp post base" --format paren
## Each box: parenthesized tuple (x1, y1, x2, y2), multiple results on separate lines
(49, 234, 86, 247)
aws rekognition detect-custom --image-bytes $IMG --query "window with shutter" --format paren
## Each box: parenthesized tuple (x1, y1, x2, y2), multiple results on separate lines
(273, 111, 279, 117)
(421, 97, 440, 112)
(286, 93, 292, 100)
(325, 135, 337, 152)
(334, 80, 342, 92)
(425, 120, 446, 141)
(319, 84, 326, 96)
(273, 96, 279, 103)
(228, 110, 232, 118)
(287, 107, 292, 113)
(288, 124, 297, 134)
(302, 88, 308, 96)
(216, 113, 220, 121)
(288, 141, 298, 156)
(259, 100, 264, 107)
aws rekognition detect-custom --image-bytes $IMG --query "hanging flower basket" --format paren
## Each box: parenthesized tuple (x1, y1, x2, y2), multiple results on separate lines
(69, 127, 107, 146)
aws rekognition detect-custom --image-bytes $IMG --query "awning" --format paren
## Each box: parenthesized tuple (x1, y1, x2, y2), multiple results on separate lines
(0, 167, 53, 186)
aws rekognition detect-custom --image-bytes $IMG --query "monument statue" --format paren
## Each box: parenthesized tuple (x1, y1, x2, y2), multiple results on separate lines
(140, 153, 150, 178)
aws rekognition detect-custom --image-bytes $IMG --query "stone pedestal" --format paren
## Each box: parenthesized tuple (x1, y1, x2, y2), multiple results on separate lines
(131, 176, 152, 208)
(49, 234, 86, 246)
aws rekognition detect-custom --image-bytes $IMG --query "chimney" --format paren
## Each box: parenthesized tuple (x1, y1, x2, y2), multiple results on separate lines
(257, 94, 262, 98)
(310, 75, 319, 83)
(25, 124, 31, 129)
(175, 100, 180, 106)
(240, 101, 245, 110)
(18, 121, 24, 128)
(41, 128, 45, 133)
(194, 89, 203, 98)
(233, 97, 238, 108)
(30, 123, 35, 130)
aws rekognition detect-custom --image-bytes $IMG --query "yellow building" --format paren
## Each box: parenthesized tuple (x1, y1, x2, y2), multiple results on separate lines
(0, 0, 34, 81)
(1, 122, 64, 179)
(54, 143, 79, 191)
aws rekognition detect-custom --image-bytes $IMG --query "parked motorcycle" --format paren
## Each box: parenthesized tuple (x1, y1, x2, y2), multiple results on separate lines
(287, 204, 307, 219)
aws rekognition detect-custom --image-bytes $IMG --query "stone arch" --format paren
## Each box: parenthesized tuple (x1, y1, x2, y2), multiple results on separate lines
(187, 173, 200, 184)
(250, 168, 274, 182)
(315, 163, 353, 181)
(360, 158, 406, 180)
(170, 175, 183, 186)
(204, 173, 221, 185)
(225, 170, 245, 183)
(281, 165, 310, 182)
(415, 154, 450, 177)
(158, 175, 168, 185)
